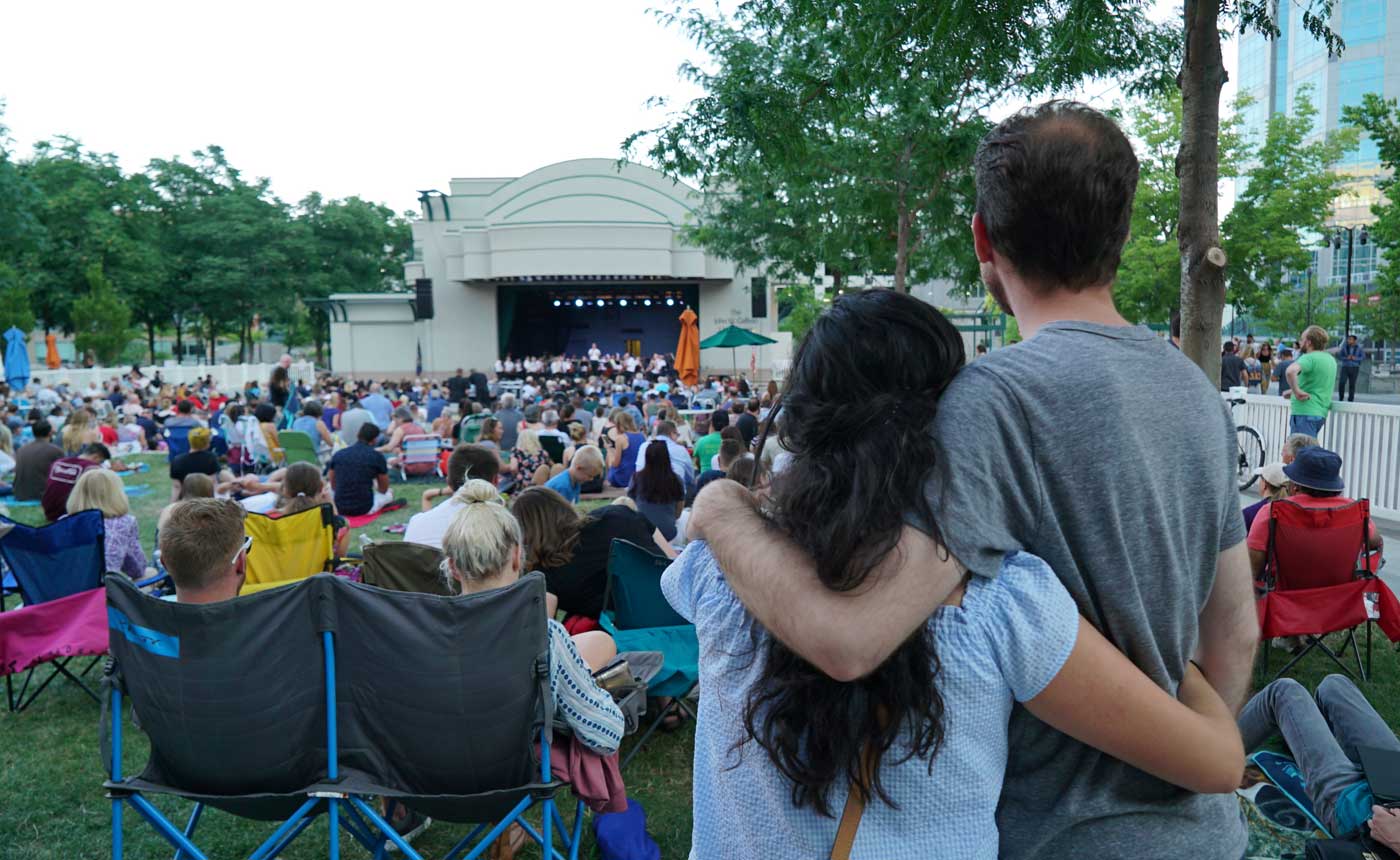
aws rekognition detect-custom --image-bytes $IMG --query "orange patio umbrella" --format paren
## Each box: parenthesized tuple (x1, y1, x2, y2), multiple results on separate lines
(44, 333, 60, 370)
(674, 307, 700, 387)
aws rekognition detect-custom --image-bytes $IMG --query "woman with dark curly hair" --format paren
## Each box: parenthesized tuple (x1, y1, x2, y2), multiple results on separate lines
(662, 289, 1245, 859)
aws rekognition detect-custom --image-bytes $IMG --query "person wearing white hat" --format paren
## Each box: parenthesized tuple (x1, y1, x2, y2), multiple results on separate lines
(1242, 462, 1290, 532)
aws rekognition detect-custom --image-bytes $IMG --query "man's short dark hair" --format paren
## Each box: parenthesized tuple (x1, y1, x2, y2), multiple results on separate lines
(746, 399, 760, 413)
(974, 100, 1138, 291)
(656, 420, 677, 438)
(177, 399, 194, 415)
(1223, 341, 1237, 354)
(81, 443, 111, 461)
(718, 438, 746, 470)
(33, 419, 52, 439)
(357, 422, 380, 444)
(447, 443, 500, 490)
(711, 409, 730, 431)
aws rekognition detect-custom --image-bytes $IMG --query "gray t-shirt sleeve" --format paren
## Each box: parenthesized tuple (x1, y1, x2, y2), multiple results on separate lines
(915, 365, 1042, 579)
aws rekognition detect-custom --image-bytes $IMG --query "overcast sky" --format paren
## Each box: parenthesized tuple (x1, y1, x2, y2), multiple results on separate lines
(1, 1, 1233, 215)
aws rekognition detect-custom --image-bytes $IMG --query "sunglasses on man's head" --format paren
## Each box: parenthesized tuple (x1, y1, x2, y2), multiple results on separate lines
(230, 535, 253, 568)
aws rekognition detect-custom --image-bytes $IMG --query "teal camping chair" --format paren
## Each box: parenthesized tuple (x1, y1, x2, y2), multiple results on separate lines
(458, 414, 487, 444)
(600, 539, 698, 768)
(277, 430, 321, 466)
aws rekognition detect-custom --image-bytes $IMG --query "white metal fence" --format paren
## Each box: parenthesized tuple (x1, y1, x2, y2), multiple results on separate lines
(25, 362, 318, 391)
(1226, 393, 1400, 520)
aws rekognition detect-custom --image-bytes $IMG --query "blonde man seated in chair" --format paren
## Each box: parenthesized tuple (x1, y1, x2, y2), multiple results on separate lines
(161, 498, 249, 604)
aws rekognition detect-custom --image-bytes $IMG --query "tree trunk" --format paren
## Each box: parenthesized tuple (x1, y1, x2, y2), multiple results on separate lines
(1177, 0, 1229, 384)
(174, 316, 183, 365)
(207, 318, 217, 364)
(145, 322, 156, 366)
(894, 203, 912, 294)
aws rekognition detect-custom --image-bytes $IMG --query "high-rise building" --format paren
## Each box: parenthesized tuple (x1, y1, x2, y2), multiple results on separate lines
(1236, 0, 1390, 305)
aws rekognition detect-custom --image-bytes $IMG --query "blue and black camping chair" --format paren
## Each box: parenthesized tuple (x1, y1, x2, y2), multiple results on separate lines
(104, 571, 589, 860)
(600, 538, 699, 769)
(0, 511, 107, 711)
(163, 425, 193, 463)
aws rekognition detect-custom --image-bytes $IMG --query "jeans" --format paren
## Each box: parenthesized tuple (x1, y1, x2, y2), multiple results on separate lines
(1339, 366, 1360, 402)
(1240, 675, 1398, 835)
(1291, 414, 1326, 438)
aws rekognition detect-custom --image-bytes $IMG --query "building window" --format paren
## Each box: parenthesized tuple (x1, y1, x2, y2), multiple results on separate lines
(1331, 238, 1377, 285)
(1341, 0, 1386, 45)
(1338, 57, 1384, 167)
(1292, 2, 1327, 65)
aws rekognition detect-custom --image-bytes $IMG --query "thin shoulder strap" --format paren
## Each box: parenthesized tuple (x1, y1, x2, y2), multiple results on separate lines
(830, 736, 879, 860)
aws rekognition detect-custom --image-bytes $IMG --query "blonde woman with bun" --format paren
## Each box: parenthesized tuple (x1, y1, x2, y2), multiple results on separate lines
(440, 479, 623, 756)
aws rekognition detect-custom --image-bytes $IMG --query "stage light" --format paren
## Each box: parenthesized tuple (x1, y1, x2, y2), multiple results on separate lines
(666, 297, 675, 307)
(643, 299, 652, 307)
(574, 298, 584, 307)
(596, 299, 605, 307)
(618, 299, 628, 307)
(552, 299, 561, 307)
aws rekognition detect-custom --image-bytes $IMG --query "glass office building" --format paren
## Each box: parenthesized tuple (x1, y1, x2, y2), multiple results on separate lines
(1235, 0, 1393, 302)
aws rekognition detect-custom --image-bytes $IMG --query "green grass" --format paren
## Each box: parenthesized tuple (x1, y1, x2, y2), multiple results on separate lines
(5, 457, 1400, 858)
(0, 456, 695, 859)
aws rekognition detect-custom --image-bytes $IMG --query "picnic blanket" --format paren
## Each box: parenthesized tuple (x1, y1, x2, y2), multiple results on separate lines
(342, 499, 405, 529)
(2, 483, 149, 509)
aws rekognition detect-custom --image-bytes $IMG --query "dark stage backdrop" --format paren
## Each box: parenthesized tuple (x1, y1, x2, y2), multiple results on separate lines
(497, 284, 699, 358)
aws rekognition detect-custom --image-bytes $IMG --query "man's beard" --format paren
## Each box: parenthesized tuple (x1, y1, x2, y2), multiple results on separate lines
(982, 263, 1013, 316)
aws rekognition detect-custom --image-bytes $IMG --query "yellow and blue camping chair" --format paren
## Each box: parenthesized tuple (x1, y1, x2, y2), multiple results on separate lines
(241, 504, 338, 595)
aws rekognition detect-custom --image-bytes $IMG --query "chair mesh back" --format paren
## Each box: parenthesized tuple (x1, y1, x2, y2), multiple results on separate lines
(106, 575, 328, 797)
(402, 435, 442, 466)
(361, 542, 455, 596)
(607, 539, 688, 629)
(277, 431, 319, 464)
(0, 511, 105, 605)
(335, 573, 548, 797)
(1267, 499, 1370, 591)
(243, 505, 334, 589)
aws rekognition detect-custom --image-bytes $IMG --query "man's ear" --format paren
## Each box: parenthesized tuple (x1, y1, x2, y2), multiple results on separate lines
(971, 212, 995, 264)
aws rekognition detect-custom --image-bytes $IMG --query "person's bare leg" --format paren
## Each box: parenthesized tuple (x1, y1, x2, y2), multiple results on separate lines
(532, 464, 550, 486)
(571, 630, 617, 672)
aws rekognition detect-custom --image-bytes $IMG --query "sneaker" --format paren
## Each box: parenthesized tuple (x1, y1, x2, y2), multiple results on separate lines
(385, 809, 431, 853)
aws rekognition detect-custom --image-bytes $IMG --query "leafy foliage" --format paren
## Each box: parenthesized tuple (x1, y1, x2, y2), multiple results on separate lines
(72, 264, 135, 365)
(0, 104, 411, 364)
(626, 0, 1178, 293)
(1343, 94, 1400, 342)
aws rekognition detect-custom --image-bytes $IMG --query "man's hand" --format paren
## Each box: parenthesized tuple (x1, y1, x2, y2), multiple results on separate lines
(1369, 806, 1400, 851)
(1294, 390, 1310, 401)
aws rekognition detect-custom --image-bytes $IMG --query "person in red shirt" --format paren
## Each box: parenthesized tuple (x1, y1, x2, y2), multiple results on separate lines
(1247, 446, 1384, 581)
(42, 443, 111, 522)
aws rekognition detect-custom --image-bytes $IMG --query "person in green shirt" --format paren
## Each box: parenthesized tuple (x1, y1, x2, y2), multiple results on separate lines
(693, 408, 729, 471)
(1285, 324, 1337, 438)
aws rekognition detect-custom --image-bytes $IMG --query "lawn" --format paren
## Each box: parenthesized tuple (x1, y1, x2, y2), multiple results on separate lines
(3, 456, 1400, 858)
(0, 454, 694, 859)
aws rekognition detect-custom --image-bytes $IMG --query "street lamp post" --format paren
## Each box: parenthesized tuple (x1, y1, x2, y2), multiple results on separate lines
(1306, 267, 1313, 329)
(1332, 225, 1370, 342)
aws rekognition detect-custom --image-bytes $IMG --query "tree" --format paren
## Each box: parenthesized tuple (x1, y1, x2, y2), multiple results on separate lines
(72, 264, 134, 365)
(776, 284, 826, 343)
(1223, 91, 1356, 318)
(627, 0, 1176, 294)
(1343, 93, 1400, 344)
(1177, 0, 1340, 382)
(1115, 91, 1245, 324)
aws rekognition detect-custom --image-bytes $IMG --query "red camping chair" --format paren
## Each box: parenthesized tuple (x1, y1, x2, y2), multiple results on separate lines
(1257, 498, 1399, 682)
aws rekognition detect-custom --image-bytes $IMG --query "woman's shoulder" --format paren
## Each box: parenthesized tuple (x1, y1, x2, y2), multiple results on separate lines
(960, 551, 1074, 627)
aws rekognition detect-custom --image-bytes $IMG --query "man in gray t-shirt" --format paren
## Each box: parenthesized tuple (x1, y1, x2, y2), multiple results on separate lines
(494, 394, 525, 451)
(690, 100, 1256, 860)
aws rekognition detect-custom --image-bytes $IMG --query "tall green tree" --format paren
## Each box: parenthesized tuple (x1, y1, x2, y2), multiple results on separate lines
(72, 264, 135, 365)
(626, 0, 1176, 294)
(1222, 91, 1356, 319)
(1342, 93, 1400, 344)
(1177, 0, 1340, 383)
(1115, 92, 1245, 324)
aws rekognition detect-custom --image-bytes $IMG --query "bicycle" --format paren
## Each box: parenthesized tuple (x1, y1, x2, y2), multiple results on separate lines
(1229, 397, 1265, 492)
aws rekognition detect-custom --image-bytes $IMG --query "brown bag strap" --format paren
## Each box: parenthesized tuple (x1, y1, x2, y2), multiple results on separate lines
(830, 736, 880, 860)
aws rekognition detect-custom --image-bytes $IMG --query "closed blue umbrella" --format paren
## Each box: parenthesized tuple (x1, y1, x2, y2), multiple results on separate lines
(3, 327, 30, 390)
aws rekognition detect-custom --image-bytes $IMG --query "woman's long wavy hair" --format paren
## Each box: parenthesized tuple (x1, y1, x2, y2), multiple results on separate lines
(744, 289, 965, 816)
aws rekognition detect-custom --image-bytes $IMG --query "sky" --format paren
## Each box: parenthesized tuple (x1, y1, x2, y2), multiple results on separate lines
(0, 1, 1234, 215)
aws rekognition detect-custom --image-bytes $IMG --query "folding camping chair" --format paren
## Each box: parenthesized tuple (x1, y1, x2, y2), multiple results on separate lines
(0, 511, 108, 712)
(600, 538, 699, 768)
(104, 572, 587, 860)
(398, 434, 445, 481)
(1257, 498, 1400, 682)
(277, 430, 321, 466)
(241, 505, 338, 595)
(359, 541, 455, 596)
(540, 435, 567, 466)
(458, 414, 487, 444)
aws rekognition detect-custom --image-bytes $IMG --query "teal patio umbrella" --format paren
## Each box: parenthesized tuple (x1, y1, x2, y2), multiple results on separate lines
(4, 327, 30, 390)
(698, 325, 777, 378)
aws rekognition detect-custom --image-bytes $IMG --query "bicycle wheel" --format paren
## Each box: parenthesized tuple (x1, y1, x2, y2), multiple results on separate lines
(1236, 425, 1264, 492)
